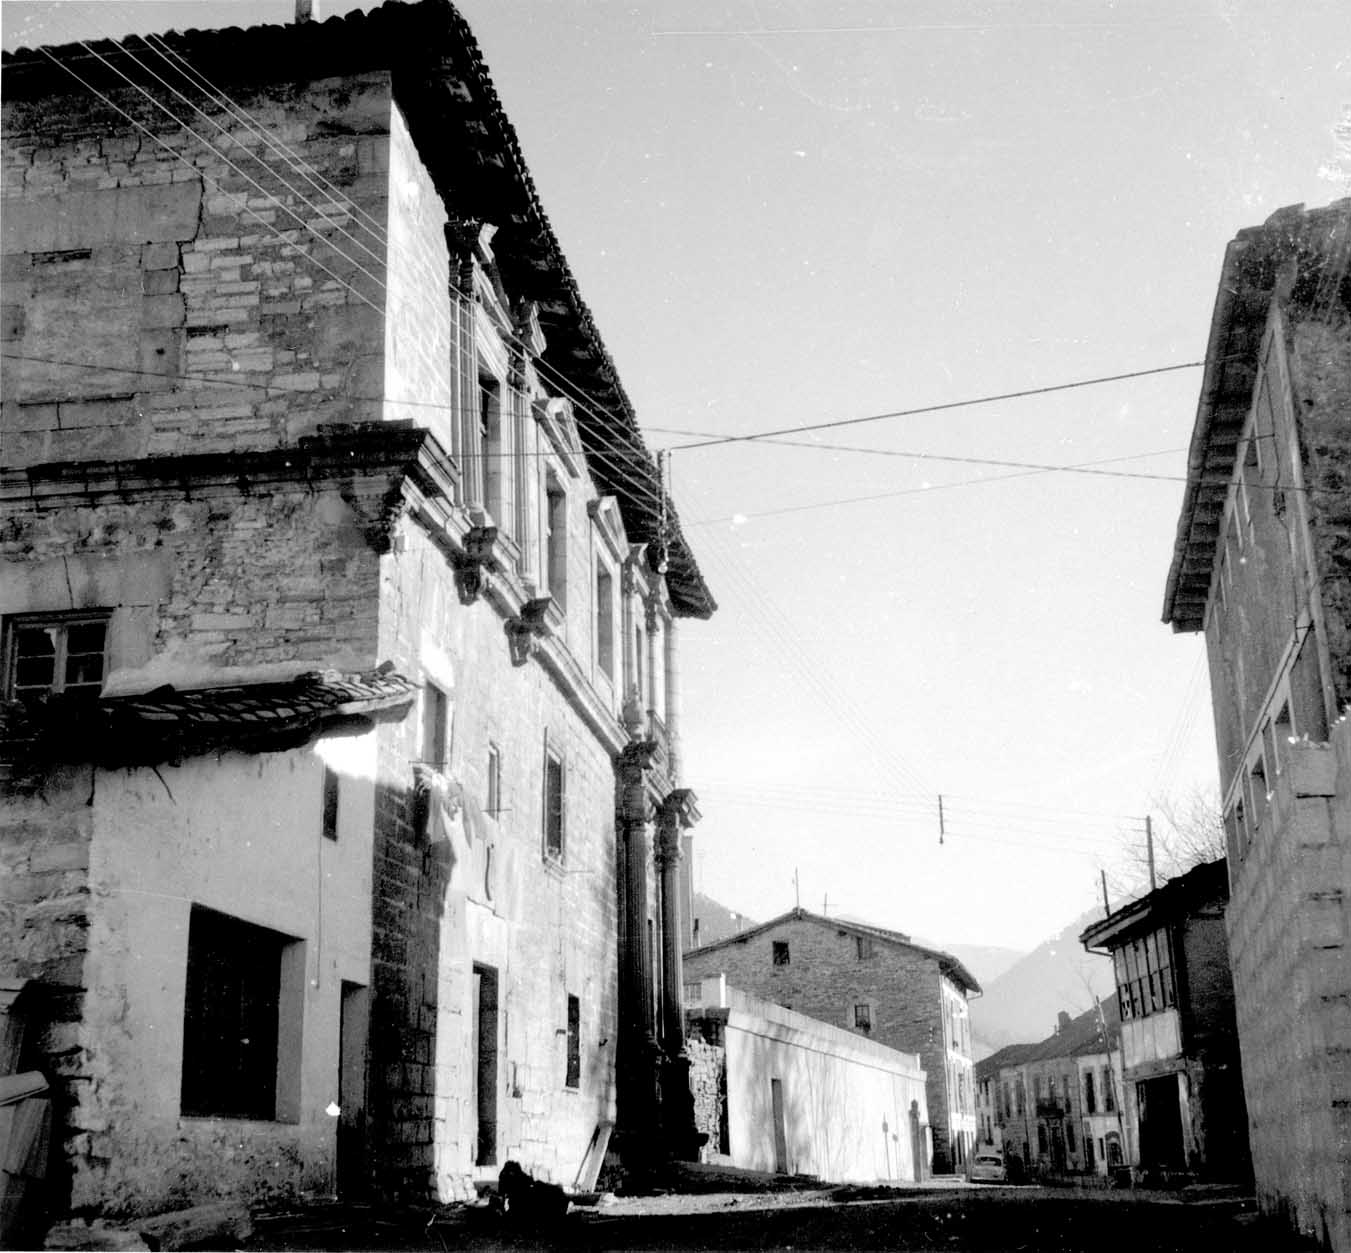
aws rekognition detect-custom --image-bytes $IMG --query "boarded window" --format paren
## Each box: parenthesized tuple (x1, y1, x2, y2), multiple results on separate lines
(855, 935, 876, 960)
(181, 906, 289, 1120)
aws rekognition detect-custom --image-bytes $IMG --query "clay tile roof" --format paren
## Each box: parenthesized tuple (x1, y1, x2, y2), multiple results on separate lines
(685, 906, 982, 995)
(2, 669, 416, 768)
(1, 0, 715, 619)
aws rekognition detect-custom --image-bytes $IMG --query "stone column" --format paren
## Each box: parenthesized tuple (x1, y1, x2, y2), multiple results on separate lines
(655, 788, 703, 1160)
(615, 741, 659, 1163)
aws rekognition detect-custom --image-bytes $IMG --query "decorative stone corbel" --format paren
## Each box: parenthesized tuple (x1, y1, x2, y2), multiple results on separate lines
(505, 596, 552, 666)
(655, 787, 701, 864)
(453, 524, 500, 604)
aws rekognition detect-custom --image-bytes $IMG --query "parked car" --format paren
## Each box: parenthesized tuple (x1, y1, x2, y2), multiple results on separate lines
(969, 1150, 1007, 1182)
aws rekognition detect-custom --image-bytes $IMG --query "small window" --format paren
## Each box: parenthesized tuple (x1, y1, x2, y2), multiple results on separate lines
(480, 375, 504, 521)
(4, 612, 109, 702)
(595, 563, 614, 679)
(853, 1002, 872, 1031)
(855, 935, 876, 960)
(486, 743, 501, 816)
(181, 906, 294, 1120)
(772, 940, 790, 967)
(545, 478, 567, 611)
(565, 993, 580, 1089)
(423, 682, 448, 768)
(543, 747, 565, 861)
(321, 766, 339, 841)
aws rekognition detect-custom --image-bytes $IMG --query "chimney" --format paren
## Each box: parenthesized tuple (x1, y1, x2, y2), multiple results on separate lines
(1057, 1010, 1072, 1033)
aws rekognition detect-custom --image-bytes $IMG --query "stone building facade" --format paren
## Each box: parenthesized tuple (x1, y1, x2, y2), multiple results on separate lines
(1080, 861, 1250, 1185)
(976, 1003, 1135, 1179)
(682, 909, 978, 1173)
(0, 0, 713, 1222)
(1161, 199, 1351, 1251)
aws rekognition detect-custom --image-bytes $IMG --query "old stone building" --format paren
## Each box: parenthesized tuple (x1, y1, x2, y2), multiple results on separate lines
(1080, 860, 1250, 1185)
(976, 1002, 1135, 1179)
(682, 908, 979, 1173)
(0, 0, 713, 1224)
(1161, 198, 1351, 1250)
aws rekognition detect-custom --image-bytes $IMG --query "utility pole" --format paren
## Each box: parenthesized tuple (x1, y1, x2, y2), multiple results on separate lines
(1100, 870, 1110, 917)
(794, 868, 800, 909)
(1145, 815, 1157, 891)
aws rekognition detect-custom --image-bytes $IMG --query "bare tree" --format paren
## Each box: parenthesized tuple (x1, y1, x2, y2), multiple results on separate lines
(1135, 787, 1226, 883)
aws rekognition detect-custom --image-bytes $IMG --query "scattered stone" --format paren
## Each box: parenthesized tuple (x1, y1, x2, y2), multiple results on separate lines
(43, 1223, 150, 1251)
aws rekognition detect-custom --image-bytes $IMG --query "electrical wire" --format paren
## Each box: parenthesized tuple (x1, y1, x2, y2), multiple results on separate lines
(665, 362, 1205, 452)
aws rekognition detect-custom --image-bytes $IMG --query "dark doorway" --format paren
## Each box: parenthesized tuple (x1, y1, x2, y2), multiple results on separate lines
(473, 964, 499, 1167)
(337, 982, 369, 1196)
(1138, 1075, 1184, 1169)
(770, 1078, 788, 1173)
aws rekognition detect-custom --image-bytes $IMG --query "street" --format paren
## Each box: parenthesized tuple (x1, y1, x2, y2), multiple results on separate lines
(245, 1181, 1319, 1252)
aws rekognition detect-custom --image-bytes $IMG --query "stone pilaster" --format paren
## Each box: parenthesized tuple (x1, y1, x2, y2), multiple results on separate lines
(655, 787, 703, 1161)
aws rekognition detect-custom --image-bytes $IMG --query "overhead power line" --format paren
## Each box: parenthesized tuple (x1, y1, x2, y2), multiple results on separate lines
(664, 362, 1206, 452)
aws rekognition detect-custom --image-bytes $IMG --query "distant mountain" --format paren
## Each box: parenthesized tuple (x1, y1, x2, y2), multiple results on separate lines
(967, 907, 1117, 1059)
(689, 891, 757, 950)
(924, 941, 1026, 991)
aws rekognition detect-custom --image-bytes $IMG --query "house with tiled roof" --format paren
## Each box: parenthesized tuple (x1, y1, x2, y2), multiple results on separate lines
(1161, 199, 1351, 1250)
(682, 907, 980, 1173)
(0, 0, 713, 1228)
(974, 1002, 1135, 1179)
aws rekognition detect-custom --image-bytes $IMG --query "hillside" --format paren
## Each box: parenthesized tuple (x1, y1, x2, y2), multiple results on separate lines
(967, 907, 1117, 1058)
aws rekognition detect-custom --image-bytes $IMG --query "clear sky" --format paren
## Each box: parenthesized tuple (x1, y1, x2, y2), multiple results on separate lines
(5, 0, 1348, 950)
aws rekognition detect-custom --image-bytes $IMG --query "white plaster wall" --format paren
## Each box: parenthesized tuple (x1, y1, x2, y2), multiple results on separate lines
(722, 1011, 928, 1183)
(76, 733, 376, 1216)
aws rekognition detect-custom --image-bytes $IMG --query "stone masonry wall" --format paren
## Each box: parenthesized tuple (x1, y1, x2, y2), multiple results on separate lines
(366, 509, 622, 1202)
(683, 919, 958, 1171)
(685, 1020, 727, 1159)
(1228, 729, 1351, 1251)
(1290, 307, 1351, 709)
(0, 473, 392, 692)
(2, 70, 394, 465)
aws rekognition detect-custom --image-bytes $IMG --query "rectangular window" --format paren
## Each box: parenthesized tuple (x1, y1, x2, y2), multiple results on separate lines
(486, 743, 501, 816)
(772, 940, 790, 967)
(545, 478, 567, 611)
(4, 612, 109, 702)
(1291, 627, 1329, 742)
(423, 682, 448, 768)
(322, 766, 340, 841)
(1249, 753, 1268, 832)
(480, 375, 506, 526)
(853, 1002, 872, 1031)
(1084, 1069, 1097, 1114)
(1103, 1068, 1115, 1112)
(543, 746, 565, 861)
(565, 993, 580, 1089)
(181, 906, 295, 1121)
(595, 563, 615, 679)
(855, 935, 876, 960)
